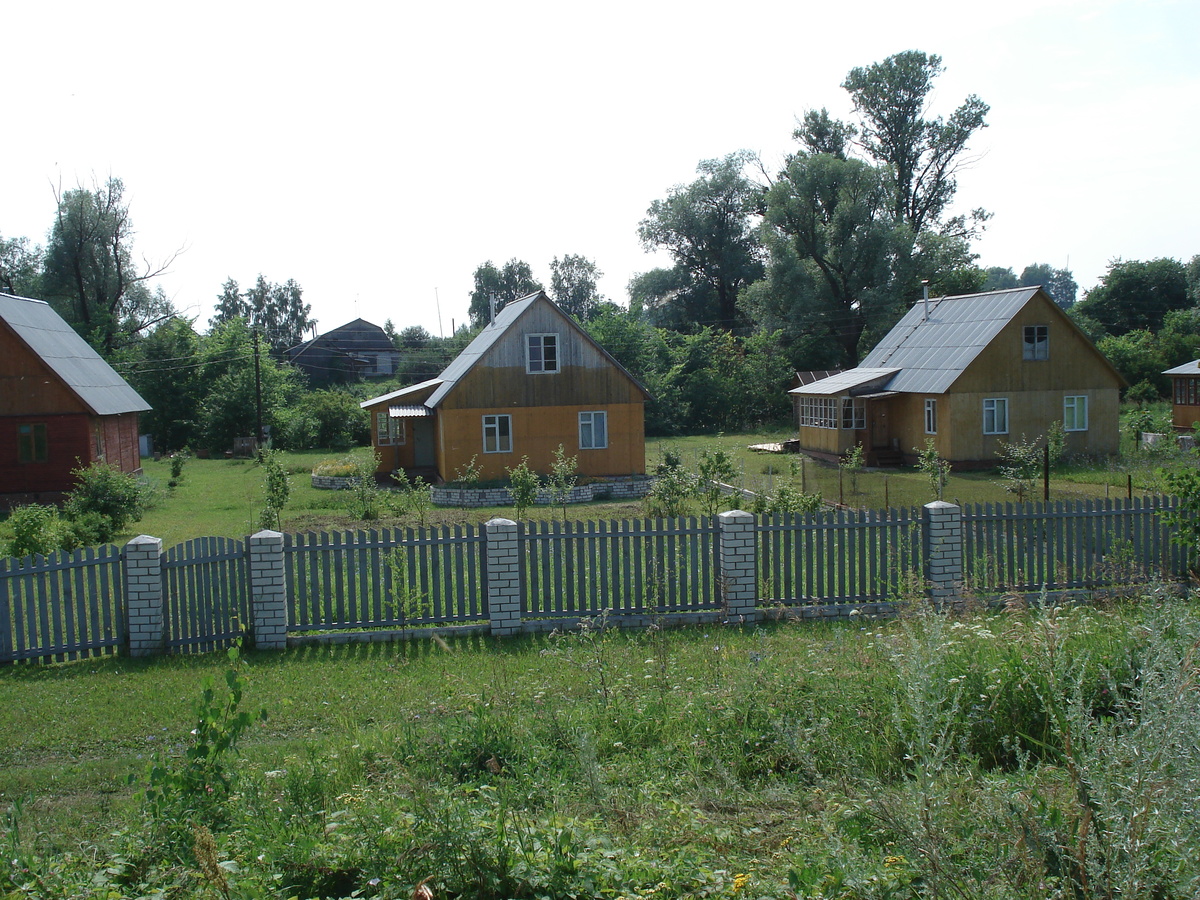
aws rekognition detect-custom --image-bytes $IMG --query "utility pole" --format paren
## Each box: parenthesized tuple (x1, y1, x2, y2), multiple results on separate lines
(253, 328, 264, 449)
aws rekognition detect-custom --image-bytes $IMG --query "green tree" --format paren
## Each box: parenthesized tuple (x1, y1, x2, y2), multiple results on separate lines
(40, 177, 177, 356)
(122, 316, 206, 452)
(0, 233, 42, 296)
(842, 50, 990, 237)
(506, 458, 540, 520)
(1073, 258, 1190, 337)
(549, 254, 604, 322)
(258, 449, 291, 531)
(547, 444, 579, 519)
(210, 275, 314, 354)
(1020, 263, 1077, 308)
(637, 152, 764, 330)
(468, 259, 542, 327)
(981, 266, 1018, 291)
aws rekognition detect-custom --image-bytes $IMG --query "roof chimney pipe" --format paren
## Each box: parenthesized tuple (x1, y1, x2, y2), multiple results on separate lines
(489, 291, 496, 326)
(922, 280, 930, 321)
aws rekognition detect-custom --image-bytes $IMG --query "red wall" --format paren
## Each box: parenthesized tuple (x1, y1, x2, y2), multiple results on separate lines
(0, 412, 142, 496)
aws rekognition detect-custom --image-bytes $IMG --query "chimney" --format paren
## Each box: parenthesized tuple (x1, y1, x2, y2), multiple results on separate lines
(489, 291, 497, 325)
(922, 280, 930, 321)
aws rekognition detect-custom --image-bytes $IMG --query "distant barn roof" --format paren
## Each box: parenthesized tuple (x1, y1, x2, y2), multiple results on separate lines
(0, 292, 151, 416)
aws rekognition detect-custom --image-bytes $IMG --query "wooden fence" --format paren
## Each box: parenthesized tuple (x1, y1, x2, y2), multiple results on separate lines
(0, 496, 1191, 663)
(0, 544, 124, 662)
(521, 518, 719, 618)
(963, 496, 1183, 593)
(758, 507, 923, 605)
(284, 527, 486, 632)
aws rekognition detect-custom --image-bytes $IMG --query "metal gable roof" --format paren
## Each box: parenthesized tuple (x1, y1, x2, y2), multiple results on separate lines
(1164, 360, 1200, 376)
(857, 287, 1041, 395)
(789, 368, 901, 396)
(0, 292, 151, 416)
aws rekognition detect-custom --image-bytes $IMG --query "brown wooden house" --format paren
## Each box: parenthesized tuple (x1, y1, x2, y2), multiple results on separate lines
(1164, 360, 1200, 431)
(286, 318, 400, 386)
(789, 287, 1124, 468)
(360, 291, 649, 482)
(0, 292, 151, 504)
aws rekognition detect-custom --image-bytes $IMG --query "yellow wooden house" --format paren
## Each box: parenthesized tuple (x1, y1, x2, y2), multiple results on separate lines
(789, 287, 1125, 468)
(360, 291, 649, 482)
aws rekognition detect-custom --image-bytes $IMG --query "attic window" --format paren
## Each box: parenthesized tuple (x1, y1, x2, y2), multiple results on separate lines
(526, 334, 559, 373)
(1023, 325, 1049, 360)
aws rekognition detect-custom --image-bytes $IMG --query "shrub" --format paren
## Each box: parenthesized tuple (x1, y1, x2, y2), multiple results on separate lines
(506, 458, 539, 520)
(62, 462, 147, 541)
(258, 449, 291, 530)
(547, 444, 578, 518)
(697, 446, 737, 517)
(5, 504, 70, 558)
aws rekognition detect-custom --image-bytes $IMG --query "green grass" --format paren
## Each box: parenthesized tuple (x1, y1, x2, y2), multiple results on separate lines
(3, 599, 1200, 898)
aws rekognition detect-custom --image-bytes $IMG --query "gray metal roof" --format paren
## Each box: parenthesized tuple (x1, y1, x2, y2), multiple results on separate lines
(359, 378, 442, 409)
(1164, 360, 1200, 376)
(856, 287, 1044, 395)
(0, 292, 151, 416)
(388, 405, 433, 418)
(788, 368, 900, 396)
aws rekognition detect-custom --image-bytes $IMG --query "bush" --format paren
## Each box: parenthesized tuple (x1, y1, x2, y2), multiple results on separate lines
(5, 504, 70, 558)
(62, 462, 147, 542)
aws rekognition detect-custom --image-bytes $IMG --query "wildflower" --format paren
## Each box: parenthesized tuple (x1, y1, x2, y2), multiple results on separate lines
(733, 872, 750, 893)
(884, 855, 907, 869)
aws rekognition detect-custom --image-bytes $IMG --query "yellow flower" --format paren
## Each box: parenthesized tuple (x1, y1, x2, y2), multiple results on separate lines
(884, 854, 907, 869)
(733, 872, 751, 893)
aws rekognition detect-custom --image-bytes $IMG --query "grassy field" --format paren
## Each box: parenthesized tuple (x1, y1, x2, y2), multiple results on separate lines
(2, 599, 1199, 898)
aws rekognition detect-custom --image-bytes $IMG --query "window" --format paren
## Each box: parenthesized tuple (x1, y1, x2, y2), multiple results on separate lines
(841, 399, 865, 430)
(983, 398, 1008, 435)
(526, 334, 559, 373)
(798, 397, 839, 429)
(1023, 325, 1049, 360)
(579, 411, 608, 449)
(924, 399, 937, 435)
(1064, 395, 1088, 432)
(375, 411, 406, 446)
(1176, 377, 1200, 407)
(482, 414, 512, 453)
(17, 423, 48, 463)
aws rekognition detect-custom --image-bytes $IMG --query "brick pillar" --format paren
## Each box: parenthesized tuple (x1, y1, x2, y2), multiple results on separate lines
(124, 534, 164, 657)
(249, 530, 288, 650)
(486, 518, 522, 636)
(923, 501, 963, 604)
(718, 510, 757, 624)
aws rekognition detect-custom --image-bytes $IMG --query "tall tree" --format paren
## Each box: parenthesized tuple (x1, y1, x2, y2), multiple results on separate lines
(1072, 258, 1189, 336)
(842, 50, 990, 237)
(468, 259, 542, 327)
(0, 233, 42, 296)
(1019, 263, 1077, 308)
(40, 177, 177, 356)
(122, 316, 206, 451)
(549, 254, 604, 321)
(637, 152, 764, 330)
(208, 275, 314, 354)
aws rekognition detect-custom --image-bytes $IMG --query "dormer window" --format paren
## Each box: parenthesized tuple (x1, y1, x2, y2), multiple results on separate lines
(526, 334, 559, 373)
(1023, 325, 1049, 360)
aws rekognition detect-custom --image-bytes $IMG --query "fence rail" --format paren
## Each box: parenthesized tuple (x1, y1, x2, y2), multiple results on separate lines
(0, 545, 124, 662)
(0, 496, 1191, 663)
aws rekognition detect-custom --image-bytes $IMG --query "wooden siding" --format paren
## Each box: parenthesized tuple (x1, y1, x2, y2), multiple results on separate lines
(0, 322, 87, 416)
(1173, 403, 1200, 430)
(438, 403, 645, 481)
(943, 388, 1120, 462)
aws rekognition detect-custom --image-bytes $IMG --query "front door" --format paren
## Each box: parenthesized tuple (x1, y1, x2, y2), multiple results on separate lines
(413, 419, 435, 467)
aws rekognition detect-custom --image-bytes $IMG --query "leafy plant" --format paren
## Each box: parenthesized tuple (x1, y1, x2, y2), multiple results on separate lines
(257, 449, 291, 530)
(5, 504, 69, 558)
(346, 451, 385, 521)
(397, 474, 434, 527)
(506, 457, 539, 520)
(697, 445, 737, 517)
(839, 442, 865, 498)
(644, 449, 698, 518)
(385, 548, 430, 622)
(547, 444, 578, 519)
(915, 438, 951, 501)
(995, 434, 1043, 503)
(62, 461, 147, 541)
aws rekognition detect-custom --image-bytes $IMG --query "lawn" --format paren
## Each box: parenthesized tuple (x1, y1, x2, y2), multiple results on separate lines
(117, 428, 1172, 550)
(2, 599, 1198, 898)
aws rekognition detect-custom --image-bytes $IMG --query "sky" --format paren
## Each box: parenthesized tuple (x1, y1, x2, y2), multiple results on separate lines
(3, 0, 1197, 341)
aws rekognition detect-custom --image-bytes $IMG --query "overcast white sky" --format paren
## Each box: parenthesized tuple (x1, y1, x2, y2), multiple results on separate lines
(3, 0, 1197, 340)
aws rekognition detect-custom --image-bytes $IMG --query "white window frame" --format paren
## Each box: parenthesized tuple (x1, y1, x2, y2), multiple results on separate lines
(579, 411, 608, 449)
(1023, 325, 1049, 361)
(482, 414, 512, 453)
(983, 397, 1009, 435)
(1064, 395, 1088, 432)
(798, 397, 839, 429)
(924, 399, 937, 435)
(841, 399, 865, 430)
(526, 333, 560, 374)
(375, 411, 407, 446)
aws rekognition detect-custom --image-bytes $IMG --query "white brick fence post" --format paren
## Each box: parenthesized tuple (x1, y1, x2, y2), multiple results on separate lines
(124, 535, 164, 656)
(486, 518, 522, 636)
(923, 501, 963, 604)
(249, 530, 288, 650)
(718, 510, 757, 624)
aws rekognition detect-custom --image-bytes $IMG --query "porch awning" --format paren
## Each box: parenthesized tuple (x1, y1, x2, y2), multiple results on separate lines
(788, 367, 900, 396)
(388, 405, 433, 418)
